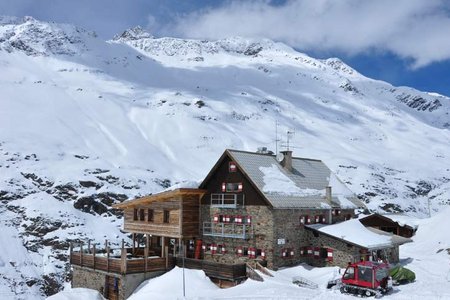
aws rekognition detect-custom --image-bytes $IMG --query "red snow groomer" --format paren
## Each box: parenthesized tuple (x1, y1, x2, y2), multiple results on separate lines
(340, 261, 393, 297)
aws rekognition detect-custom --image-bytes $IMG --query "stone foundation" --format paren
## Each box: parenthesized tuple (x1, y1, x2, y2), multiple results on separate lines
(72, 266, 165, 300)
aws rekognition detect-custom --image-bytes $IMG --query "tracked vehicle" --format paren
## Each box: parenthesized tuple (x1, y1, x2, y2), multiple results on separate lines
(340, 261, 392, 297)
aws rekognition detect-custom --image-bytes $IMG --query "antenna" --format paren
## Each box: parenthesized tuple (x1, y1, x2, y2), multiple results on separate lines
(286, 129, 295, 151)
(275, 120, 280, 154)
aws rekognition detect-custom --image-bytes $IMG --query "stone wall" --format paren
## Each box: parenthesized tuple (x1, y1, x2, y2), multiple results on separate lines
(200, 205, 356, 270)
(200, 204, 275, 268)
(72, 266, 106, 295)
(271, 208, 338, 269)
(72, 266, 166, 300)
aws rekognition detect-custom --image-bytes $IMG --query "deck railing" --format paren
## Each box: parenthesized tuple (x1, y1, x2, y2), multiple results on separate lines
(176, 257, 247, 281)
(70, 242, 174, 275)
(203, 222, 253, 239)
(210, 193, 245, 208)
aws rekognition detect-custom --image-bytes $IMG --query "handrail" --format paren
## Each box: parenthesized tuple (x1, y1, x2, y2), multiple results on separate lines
(203, 222, 253, 239)
(210, 193, 245, 208)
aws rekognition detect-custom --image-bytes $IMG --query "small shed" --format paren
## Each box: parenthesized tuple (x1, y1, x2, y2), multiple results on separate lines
(305, 219, 411, 267)
(359, 214, 418, 238)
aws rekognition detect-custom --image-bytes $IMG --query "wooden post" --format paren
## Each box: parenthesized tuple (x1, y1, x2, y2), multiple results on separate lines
(121, 243, 127, 274)
(69, 242, 73, 264)
(87, 240, 91, 254)
(161, 236, 165, 258)
(132, 233, 136, 255)
(165, 246, 169, 270)
(80, 243, 83, 266)
(105, 240, 109, 273)
(93, 244, 96, 270)
(144, 238, 149, 273)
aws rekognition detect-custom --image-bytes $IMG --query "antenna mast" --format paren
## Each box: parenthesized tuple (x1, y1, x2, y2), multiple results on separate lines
(275, 121, 280, 154)
(286, 129, 295, 151)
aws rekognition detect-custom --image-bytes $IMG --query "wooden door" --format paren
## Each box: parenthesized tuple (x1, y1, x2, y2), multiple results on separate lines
(105, 275, 120, 300)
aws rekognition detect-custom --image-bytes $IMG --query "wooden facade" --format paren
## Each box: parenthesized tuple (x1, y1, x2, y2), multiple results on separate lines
(114, 188, 206, 239)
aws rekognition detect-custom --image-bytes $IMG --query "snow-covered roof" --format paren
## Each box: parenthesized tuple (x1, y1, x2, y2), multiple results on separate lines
(366, 227, 413, 245)
(360, 213, 419, 229)
(306, 219, 396, 250)
(226, 149, 364, 209)
(381, 214, 420, 229)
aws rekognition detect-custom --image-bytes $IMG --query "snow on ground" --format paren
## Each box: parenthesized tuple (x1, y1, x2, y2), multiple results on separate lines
(49, 207, 450, 300)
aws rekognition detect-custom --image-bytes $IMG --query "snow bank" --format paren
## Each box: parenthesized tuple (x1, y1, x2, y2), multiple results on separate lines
(46, 288, 104, 300)
(128, 267, 218, 300)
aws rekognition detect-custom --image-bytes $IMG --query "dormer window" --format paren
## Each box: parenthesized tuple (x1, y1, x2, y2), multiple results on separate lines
(229, 161, 237, 172)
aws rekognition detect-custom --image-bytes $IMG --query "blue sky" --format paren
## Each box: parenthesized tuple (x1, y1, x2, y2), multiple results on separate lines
(1, 0, 449, 96)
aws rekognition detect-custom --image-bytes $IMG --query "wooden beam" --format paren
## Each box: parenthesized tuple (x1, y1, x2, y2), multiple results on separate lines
(105, 240, 109, 273)
(93, 244, 96, 270)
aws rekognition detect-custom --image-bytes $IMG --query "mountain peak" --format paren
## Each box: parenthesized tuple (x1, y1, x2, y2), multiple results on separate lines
(0, 16, 95, 56)
(113, 26, 153, 41)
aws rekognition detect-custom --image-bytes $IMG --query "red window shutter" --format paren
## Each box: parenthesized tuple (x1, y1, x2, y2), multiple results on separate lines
(236, 246, 243, 257)
(327, 248, 334, 262)
(213, 214, 219, 223)
(307, 247, 313, 256)
(221, 244, 226, 253)
(211, 243, 217, 255)
(235, 215, 242, 224)
(306, 215, 311, 224)
(238, 182, 243, 191)
(246, 215, 252, 224)
(261, 250, 266, 259)
(315, 215, 320, 223)
(221, 182, 226, 192)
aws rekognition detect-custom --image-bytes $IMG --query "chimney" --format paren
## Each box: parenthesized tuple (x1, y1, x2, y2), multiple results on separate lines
(326, 186, 332, 203)
(280, 150, 293, 171)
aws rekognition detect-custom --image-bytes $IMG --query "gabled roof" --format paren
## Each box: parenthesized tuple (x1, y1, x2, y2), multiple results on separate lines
(200, 149, 365, 209)
(306, 219, 400, 250)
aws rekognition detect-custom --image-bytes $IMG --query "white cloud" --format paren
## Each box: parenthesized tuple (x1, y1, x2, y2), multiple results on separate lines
(157, 0, 450, 68)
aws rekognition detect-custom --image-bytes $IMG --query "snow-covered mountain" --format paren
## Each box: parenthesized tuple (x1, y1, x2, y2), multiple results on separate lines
(0, 16, 449, 298)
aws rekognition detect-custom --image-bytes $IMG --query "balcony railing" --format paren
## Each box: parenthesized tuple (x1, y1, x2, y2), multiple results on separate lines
(203, 222, 253, 239)
(210, 193, 245, 208)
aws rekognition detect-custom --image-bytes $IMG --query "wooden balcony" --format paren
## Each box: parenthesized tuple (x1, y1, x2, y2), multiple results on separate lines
(203, 222, 253, 239)
(70, 243, 175, 275)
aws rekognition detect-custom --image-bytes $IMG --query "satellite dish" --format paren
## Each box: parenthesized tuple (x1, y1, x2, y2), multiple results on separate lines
(276, 153, 284, 162)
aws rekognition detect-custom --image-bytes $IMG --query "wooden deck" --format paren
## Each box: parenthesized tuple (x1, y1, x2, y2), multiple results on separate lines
(176, 257, 247, 281)
(70, 249, 175, 275)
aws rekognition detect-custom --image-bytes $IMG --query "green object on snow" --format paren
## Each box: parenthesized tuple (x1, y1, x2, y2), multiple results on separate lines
(389, 265, 416, 284)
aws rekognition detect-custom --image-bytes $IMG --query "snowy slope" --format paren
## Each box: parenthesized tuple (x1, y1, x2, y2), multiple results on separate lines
(0, 16, 449, 298)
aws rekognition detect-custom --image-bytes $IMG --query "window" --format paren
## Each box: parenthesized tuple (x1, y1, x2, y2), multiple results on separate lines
(315, 215, 325, 224)
(139, 209, 145, 221)
(343, 267, 355, 280)
(133, 208, 138, 221)
(147, 209, 154, 222)
(163, 210, 170, 223)
(229, 161, 237, 172)
(226, 182, 243, 192)
(300, 215, 311, 225)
